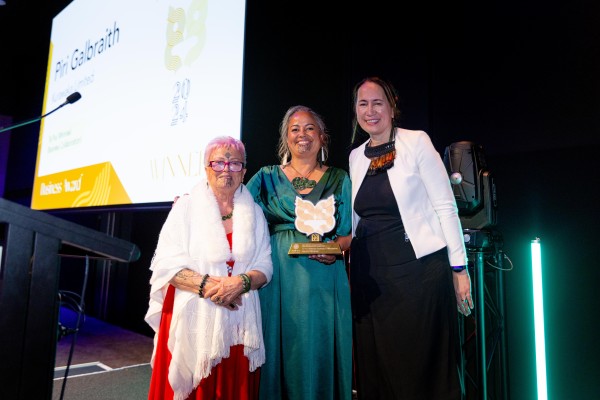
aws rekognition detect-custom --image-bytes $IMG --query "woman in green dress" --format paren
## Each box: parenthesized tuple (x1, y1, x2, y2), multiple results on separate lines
(246, 105, 353, 400)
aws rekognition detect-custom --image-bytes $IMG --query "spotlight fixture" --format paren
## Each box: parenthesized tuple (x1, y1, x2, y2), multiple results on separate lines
(443, 141, 497, 230)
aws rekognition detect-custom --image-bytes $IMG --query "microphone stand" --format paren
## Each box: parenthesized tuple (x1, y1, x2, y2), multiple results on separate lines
(0, 92, 82, 133)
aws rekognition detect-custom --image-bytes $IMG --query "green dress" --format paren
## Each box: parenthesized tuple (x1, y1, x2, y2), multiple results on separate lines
(246, 165, 353, 400)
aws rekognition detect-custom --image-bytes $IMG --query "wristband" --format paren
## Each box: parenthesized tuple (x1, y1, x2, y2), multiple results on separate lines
(198, 274, 210, 297)
(452, 265, 466, 272)
(238, 273, 251, 293)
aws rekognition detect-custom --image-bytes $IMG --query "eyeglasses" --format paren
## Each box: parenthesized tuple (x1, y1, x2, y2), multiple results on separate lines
(208, 160, 245, 172)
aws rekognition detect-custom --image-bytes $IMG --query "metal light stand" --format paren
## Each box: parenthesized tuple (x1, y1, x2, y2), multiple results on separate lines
(460, 229, 507, 400)
(444, 140, 507, 399)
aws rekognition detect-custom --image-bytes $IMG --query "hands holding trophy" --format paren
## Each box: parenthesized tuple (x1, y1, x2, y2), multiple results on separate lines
(288, 194, 342, 256)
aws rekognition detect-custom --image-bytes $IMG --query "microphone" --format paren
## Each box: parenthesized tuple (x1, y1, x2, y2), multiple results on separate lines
(0, 92, 82, 133)
(64, 92, 82, 105)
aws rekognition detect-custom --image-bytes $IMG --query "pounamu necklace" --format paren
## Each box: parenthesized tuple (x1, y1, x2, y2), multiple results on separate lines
(287, 163, 318, 191)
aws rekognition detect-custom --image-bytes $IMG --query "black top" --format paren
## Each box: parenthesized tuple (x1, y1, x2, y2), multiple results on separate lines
(354, 171, 403, 239)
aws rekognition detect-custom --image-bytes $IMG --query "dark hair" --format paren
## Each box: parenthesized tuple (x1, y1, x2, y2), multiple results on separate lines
(277, 105, 331, 164)
(350, 77, 402, 150)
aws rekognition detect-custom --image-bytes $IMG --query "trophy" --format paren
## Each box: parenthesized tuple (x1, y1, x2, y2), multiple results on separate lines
(288, 194, 342, 255)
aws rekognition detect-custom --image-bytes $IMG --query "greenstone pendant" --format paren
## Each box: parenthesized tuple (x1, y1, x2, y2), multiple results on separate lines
(291, 177, 316, 191)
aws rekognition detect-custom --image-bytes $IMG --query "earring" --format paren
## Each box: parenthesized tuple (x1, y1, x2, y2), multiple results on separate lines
(321, 146, 325, 163)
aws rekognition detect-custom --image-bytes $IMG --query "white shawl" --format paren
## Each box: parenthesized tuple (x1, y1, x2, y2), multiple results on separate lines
(144, 179, 273, 400)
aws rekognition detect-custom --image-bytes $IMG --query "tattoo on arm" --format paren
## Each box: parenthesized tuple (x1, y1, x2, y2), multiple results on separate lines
(171, 268, 202, 292)
(175, 269, 196, 280)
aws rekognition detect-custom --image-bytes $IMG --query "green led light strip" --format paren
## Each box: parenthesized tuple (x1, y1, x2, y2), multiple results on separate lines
(531, 238, 547, 400)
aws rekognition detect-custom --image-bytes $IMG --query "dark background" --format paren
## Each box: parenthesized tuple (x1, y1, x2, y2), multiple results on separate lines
(1, 1, 599, 399)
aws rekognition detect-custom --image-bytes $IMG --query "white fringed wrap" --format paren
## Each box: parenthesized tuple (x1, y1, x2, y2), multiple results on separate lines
(144, 180, 273, 400)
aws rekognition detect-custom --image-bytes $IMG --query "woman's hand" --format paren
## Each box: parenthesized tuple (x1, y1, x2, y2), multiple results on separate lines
(307, 235, 350, 265)
(204, 275, 244, 309)
(308, 254, 337, 265)
(453, 269, 474, 316)
(175, 268, 266, 309)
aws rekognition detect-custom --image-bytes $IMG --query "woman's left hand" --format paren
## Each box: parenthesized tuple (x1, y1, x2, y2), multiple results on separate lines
(204, 276, 244, 309)
(453, 269, 474, 316)
(309, 254, 336, 265)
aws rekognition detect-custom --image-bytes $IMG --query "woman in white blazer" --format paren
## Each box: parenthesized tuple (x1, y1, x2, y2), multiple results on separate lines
(348, 77, 473, 400)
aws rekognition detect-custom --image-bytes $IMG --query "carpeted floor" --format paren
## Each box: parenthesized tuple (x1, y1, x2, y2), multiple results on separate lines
(53, 307, 154, 400)
(52, 307, 359, 400)
(53, 364, 152, 400)
(54, 307, 154, 369)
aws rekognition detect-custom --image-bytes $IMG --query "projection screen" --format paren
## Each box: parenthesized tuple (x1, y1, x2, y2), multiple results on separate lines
(31, 0, 246, 210)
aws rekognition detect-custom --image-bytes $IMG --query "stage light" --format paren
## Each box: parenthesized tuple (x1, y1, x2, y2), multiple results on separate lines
(531, 238, 548, 400)
(443, 141, 497, 230)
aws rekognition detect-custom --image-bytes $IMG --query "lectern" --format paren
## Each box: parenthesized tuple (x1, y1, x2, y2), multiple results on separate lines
(0, 198, 140, 400)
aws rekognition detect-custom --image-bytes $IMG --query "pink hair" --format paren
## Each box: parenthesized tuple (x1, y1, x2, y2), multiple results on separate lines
(203, 136, 247, 166)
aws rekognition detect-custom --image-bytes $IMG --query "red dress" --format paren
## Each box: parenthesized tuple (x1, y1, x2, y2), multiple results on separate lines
(148, 233, 261, 400)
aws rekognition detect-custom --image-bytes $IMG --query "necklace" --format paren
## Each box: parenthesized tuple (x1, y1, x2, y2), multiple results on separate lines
(364, 128, 396, 175)
(287, 163, 318, 191)
(221, 207, 233, 221)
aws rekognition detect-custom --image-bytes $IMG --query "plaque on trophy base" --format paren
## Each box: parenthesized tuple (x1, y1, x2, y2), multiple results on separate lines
(287, 195, 342, 256)
(288, 233, 342, 255)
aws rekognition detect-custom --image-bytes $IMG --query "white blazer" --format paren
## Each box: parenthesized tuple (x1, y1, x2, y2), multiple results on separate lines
(349, 128, 467, 267)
